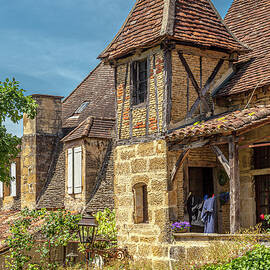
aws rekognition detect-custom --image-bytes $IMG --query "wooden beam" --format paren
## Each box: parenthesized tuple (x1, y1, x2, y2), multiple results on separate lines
(187, 59, 224, 119)
(119, 64, 129, 139)
(153, 54, 160, 132)
(229, 135, 240, 234)
(171, 149, 190, 184)
(211, 145, 230, 177)
(169, 139, 209, 151)
(178, 51, 210, 112)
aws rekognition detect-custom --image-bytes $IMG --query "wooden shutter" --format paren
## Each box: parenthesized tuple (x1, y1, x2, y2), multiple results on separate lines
(134, 186, 144, 223)
(0, 180, 3, 198)
(74, 146, 82, 194)
(10, 162, 16, 197)
(67, 148, 73, 194)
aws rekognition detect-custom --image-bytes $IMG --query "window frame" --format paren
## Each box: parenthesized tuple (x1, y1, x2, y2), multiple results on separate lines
(133, 183, 149, 224)
(10, 162, 17, 197)
(131, 59, 148, 106)
(67, 146, 82, 195)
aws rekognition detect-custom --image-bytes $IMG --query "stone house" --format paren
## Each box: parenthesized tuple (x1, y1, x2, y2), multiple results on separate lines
(0, 62, 115, 213)
(1, 0, 270, 268)
(97, 0, 270, 267)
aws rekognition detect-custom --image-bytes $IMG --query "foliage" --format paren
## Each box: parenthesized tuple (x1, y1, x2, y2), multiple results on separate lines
(5, 208, 81, 270)
(0, 78, 37, 183)
(94, 208, 117, 241)
(200, 245, 270, 270)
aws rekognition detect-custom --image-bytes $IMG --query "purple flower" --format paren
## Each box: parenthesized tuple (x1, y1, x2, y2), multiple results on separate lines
(171, 221, 191, 231)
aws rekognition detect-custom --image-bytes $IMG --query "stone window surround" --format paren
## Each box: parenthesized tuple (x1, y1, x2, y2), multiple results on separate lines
(132, 182, 149, 224)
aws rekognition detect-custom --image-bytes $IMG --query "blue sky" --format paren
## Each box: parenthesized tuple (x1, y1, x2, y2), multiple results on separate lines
(2, 0, 233, 136)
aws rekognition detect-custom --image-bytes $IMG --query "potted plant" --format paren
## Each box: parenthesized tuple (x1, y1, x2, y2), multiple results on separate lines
(171, 221, 191, 233)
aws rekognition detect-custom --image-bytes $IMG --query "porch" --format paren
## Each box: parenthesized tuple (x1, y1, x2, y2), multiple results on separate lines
(166, 105, 270, 234)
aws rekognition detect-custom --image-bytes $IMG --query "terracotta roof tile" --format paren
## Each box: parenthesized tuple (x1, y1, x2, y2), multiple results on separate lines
(62, 117, 115, 142)
(167, 105, 270, 142)
(62, 62, 115, 128)
(218, 0, 270, 96)
(99, 0, 246, 60)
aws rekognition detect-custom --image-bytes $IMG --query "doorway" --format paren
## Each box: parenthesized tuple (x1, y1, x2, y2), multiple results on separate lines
(255, 174, 270, 223)
(188, 167, 214, 232)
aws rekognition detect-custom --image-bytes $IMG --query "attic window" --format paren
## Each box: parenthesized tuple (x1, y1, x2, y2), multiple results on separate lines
(131, 59, 148, 106)
(75, 102, 89, 114)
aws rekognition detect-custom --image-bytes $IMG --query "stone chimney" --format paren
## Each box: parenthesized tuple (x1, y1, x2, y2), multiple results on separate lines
(21, 95, 63, 209)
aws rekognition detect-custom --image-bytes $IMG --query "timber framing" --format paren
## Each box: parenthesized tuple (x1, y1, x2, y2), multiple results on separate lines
(119, 64, 129, 139)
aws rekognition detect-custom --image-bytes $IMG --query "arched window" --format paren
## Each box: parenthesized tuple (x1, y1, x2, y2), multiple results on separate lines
(133, 183, 148, 224)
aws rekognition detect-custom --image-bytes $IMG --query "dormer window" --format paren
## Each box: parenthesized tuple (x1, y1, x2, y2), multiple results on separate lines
(131, 59, 148, 106)
(75, 101, 89, 114)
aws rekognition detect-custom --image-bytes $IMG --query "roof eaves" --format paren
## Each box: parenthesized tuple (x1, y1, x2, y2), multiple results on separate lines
(61, 118, 89, 142)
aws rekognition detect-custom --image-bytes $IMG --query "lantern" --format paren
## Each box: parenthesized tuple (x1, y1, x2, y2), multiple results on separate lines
(78, 212, 98, 248)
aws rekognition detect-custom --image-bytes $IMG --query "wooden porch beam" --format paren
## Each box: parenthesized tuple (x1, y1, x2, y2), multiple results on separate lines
(229, 135, 240, 234)
(168, 139, 209, 151)
(170, 149, 190, 184)
(211, 145, 230, 177)
(178, 52, 211, 112)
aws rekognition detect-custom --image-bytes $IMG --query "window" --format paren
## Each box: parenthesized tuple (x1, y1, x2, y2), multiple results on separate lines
(10, 162, 16, 197)
(133, 183, 148, 224)
(67, 147, 82, 194)
(255, 175, 270, 223)
(254, 146, 270, 169)
(131, 59, 148, 105)
(75, 102, 89, 114)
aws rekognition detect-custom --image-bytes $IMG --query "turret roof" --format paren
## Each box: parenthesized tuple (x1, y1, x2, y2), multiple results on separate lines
(99, 0, 248, 60)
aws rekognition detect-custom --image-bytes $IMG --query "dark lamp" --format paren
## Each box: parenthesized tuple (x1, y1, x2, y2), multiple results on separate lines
(78, 212, 98, 246)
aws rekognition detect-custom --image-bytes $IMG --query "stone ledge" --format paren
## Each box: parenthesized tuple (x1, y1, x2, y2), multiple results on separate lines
(173, 233, 270, 241)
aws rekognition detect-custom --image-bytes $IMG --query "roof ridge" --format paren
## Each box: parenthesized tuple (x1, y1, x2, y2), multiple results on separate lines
(98, 0, 141, 59)
(160, 0, 175, 36)
(82, 117, 94, 137)
(62, 62, 102, 103)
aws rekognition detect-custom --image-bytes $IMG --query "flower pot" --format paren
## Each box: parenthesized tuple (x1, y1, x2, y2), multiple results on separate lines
(174, 228, 188, 233)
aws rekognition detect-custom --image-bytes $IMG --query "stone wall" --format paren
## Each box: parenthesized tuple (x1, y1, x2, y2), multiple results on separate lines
(171, 45, 230, 124)
(116, 46, 165, 140)
(86, 142, 114, 212)
(37, 141, 65, 209)
(21, 95, 62, 210)
(114, 139, 171, 268)
(64, 138, 114, 212)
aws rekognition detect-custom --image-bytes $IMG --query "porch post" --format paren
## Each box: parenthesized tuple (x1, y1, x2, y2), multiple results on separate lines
(229, 135, 240, 234)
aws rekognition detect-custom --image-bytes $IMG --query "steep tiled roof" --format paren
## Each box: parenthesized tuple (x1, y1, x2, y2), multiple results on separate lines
(167, 105, 270, 142)
(218, 0, 270, 96)
(62, 117, 115, 142)
(62, 62, 115, 128)
(99, 0, 247, 60)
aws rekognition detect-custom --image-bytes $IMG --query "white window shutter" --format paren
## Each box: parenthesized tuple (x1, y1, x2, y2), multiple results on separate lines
(74, 146, 82, 194)
(67, 148, 73, 194)
(0, 181, 3, 198)
(10, 162, 16, 197)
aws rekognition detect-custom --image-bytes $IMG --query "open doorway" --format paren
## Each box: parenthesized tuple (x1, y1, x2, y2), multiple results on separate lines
(188, 167, 214, 232)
